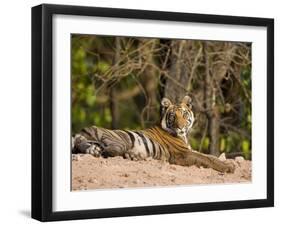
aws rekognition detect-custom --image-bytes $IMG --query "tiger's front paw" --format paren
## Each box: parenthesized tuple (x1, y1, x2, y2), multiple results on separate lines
(223, 160, 236, 173)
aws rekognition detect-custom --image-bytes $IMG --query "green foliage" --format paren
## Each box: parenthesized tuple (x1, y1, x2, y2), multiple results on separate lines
(220, 137, 226, 152)
(94, 61, 110, 74)
(242, 139, 251, 159)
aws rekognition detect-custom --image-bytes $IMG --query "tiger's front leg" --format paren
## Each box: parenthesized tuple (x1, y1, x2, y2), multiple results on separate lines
(172, 150, 235, 173)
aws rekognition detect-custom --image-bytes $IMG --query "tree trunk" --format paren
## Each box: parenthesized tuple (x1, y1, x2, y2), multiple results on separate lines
(203, 42, 220, 156)
(139, 39, 158, 127)
(109, 37, 121, 129)
(164, 40, 189, 103)
(109, 88, 118, 129)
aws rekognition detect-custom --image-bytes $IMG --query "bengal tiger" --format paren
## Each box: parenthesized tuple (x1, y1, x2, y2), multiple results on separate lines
(72, 95, 235, 173)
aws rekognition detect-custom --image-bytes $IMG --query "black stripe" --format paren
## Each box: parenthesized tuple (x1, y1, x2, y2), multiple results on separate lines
(115, 131, 130, 144)
(135, 132, 150, 156)
(149, 138, 156, 158)
(81, 128, 93, 139)
(93, 127, 99, 140)
(158, 145, 164, 159)
(112, 130, 125, 140)
(124, 130, 135, 148)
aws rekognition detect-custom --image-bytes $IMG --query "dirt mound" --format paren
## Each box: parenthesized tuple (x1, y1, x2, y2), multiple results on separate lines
(72, 154, 251, 190)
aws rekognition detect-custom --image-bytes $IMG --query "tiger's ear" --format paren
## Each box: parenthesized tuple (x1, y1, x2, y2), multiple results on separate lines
(161, 97, 172, 108)
(181, 95, 192, 109)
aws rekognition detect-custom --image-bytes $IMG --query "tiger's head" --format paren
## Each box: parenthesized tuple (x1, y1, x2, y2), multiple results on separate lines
(160, 95, 195, 144)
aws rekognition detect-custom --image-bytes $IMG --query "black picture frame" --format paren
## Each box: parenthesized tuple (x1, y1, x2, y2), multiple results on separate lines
(31, 3, 274, 222)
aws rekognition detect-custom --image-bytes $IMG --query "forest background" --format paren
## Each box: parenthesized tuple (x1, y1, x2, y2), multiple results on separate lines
(71, 35, 252, 158)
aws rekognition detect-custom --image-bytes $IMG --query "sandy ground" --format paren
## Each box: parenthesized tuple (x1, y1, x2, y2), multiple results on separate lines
(72, 154, 251, 191)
